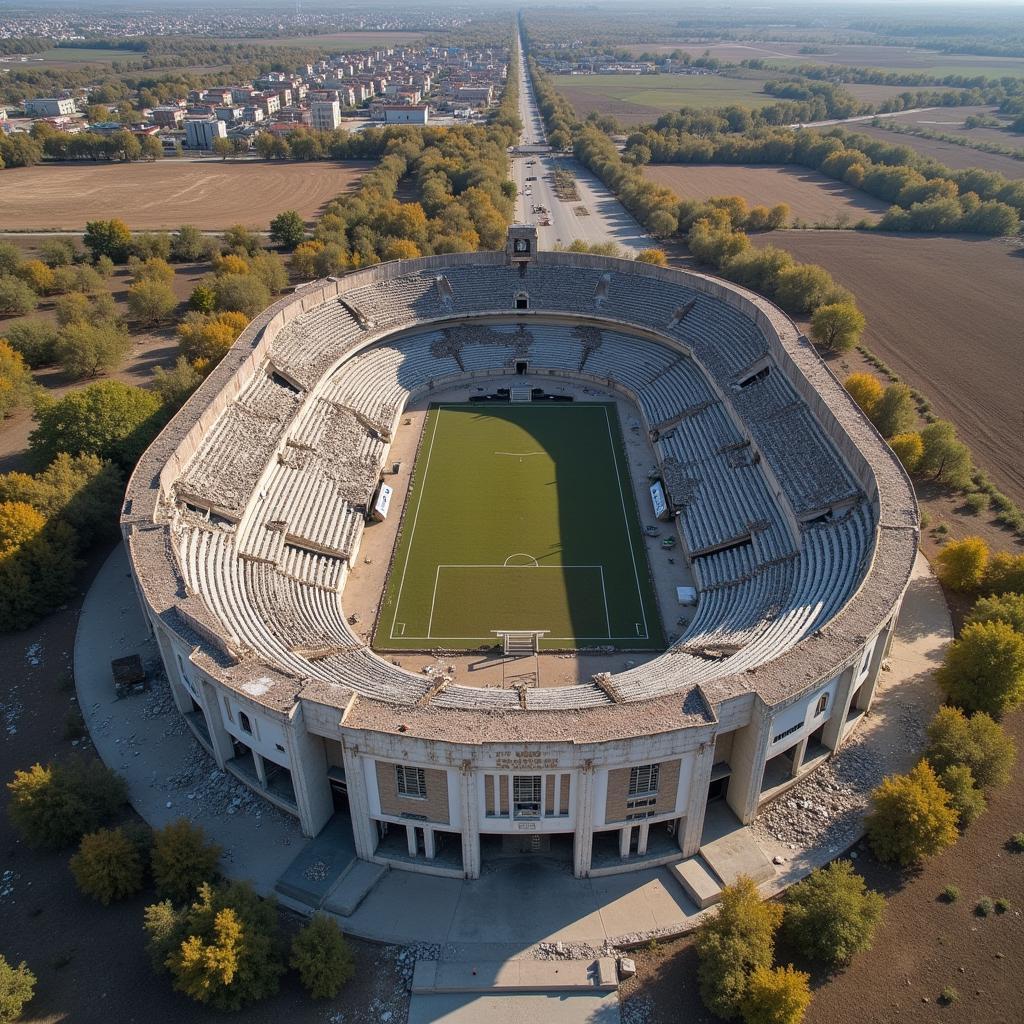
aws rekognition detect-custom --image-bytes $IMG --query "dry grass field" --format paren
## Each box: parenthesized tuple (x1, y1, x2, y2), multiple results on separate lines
(754, 230, 1024, 505)
(0, 159, 371, 230)
(642, 164, 890, 223)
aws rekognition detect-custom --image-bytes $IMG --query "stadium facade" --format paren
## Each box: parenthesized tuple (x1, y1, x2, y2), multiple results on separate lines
(122, 227, 918, 879)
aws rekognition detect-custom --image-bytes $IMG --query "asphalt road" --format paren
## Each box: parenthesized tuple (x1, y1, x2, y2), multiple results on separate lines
(512, 37, 650, 254)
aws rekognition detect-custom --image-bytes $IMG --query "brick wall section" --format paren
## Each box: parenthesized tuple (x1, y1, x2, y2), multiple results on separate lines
(605, 759, 681, 823)
(375, 761, 450, 824)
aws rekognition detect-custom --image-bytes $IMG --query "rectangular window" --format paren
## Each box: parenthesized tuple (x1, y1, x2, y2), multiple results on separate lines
(513, 775, 541, 818)
(238, 711, 252, 735)
(628, 764, 660, 797)
(772, 722, 802, 745)
(395, 765, 427, 799)
(815, 693, 829, 716)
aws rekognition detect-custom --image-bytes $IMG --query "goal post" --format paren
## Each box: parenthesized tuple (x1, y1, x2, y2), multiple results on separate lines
(493, 629, 549, 656)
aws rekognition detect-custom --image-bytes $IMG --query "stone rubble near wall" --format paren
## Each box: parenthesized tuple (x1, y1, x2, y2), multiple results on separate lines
(752, 699, 926, 852)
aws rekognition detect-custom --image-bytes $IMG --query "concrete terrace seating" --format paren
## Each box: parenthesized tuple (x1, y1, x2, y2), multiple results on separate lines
(271, 300, 367, 390)
(344, 274, 447, 329)
(177, 372, 302, 518)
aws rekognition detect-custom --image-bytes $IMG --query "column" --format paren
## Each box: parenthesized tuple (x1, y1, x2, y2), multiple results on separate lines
(198, 680, 235, 768)
(572, 764, 596, 878)
(789, 736, 809, 779)
(822, 665, 857, 752)
(681, 738, 716, 857)
(726, 702, 773, 824)
(406, 825, 418, 857)
(619, 825, 632, 859)
(637, 821, 650, 856)
(424, 827, 436, 860)
(459, 762, 481, 879)
(253, 751, 268, 787)
(341, 743, 378, 861)
(285, 705, 334, 838)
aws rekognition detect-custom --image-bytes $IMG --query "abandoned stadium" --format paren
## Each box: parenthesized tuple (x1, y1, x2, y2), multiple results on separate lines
(121, 226, 918, 892)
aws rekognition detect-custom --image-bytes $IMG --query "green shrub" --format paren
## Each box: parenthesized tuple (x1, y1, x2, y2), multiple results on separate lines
(975, 897, 994, 917)
(70, 826, 145, 904)
(290, 914, 355, 998)
(940, 986, 959, 1005)
(0, 955, 35, 1024)
(782, 860, 885, 967)
(994, 897, 1010, 914)
(963, 492, 988, 514)
(1008, 832, 1024, 852)
(6, 757, 126, 849)
(695, 876, 784, 1019)
(937, 764, 986, 829)
(151, 819, 222, 904)
(941, 885, 959, 903)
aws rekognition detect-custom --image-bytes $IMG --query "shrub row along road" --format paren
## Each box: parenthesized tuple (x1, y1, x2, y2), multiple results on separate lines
(512, 33, 650, 253)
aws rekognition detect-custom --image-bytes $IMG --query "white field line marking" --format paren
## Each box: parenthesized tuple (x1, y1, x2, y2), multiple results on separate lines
(598, 566, 611, 639)
(602, 405, 649, 640)
(494, 450, 544, 457)
(426, 564, 442, 640)
(503, 553, 539, 567)
(390, 408, 443, 639)
(395, 622, 406, 636)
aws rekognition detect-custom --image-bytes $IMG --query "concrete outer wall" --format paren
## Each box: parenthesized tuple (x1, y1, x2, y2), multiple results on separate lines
(120, 247, 917, 873)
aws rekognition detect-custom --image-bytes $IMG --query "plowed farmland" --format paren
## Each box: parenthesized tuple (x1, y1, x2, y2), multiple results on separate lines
(754, 230, 1024, 505)
(0, 159, 371, 230)
(642, 164, 890, 223)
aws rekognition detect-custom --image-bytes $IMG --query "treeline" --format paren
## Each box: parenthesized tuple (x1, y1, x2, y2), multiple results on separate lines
(625, 121, 1022, 235)
(745, 58, 1024, 99)
(872, 118, 1024, 163)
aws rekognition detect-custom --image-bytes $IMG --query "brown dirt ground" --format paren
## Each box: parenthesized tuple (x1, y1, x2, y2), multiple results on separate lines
(752, 230, 1024, 508)
(620, 701, 1024, 1024)
(0, 554, 409, 1024)
(642, 164, 890, 224)
(0, 160, 371, 231)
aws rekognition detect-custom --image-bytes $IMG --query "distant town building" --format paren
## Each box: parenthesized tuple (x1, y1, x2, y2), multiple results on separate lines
(378, 103, 429, 124)
(185, 116, 227, 150)
(310, 98, 341, 132)
(25, 97, 77, 117)
(151, 106, 185, 128)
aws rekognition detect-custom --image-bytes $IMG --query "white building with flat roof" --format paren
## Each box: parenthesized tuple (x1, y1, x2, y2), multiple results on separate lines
(310, 99, 341, 132)
(185, 116, 227, 150)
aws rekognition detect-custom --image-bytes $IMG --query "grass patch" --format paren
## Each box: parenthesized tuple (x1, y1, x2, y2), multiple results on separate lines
(375, 403, 662, 652)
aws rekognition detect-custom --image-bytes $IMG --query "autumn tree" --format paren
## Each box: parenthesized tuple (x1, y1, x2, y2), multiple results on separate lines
(935, 536, 989, 592)
(212, 274, 271, 318)
(843, 373, 883, 418)
(151, 357, 203, 411)
(866, 761, 959, 867)
(810, 301, 865, 353)
(6, 757, 126, 849)
(177, 311, 249, 369)
(937, 619, 1024, 717)
(0, 276, 39, 316)
(2, 319, 60, 368)
(0, 340, 35, 418)
(741, 964, 811, 1024)
(917, 420, 972, 489)
(888, 432, 923, 473)
(0, 955, 35, 1024)
(967, 592, 1024, 637)
(938, 763, 987, 829)
(695, 876, 784, 1019)
(83, 218, 132, 262)
(635, 248, 668, 266)
(127, 279, 178, 325)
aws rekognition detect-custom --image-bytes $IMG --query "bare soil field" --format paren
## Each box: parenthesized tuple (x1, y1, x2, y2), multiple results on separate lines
(642, 164, 890, 223)
(753, 230, 1024, 506)
(223, 30, 424, 49)
(621, 701, 1024, 1024)
(0, 160, 371, 230)
(848, 110, 1024, 178)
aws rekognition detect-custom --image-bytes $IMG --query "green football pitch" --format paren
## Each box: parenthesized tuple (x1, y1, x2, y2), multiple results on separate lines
(374, 403, 663, 652)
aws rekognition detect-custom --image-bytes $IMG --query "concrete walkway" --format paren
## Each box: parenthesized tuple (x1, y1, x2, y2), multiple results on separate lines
(77, 546, 951, 950)
(74, 545, 302, 893)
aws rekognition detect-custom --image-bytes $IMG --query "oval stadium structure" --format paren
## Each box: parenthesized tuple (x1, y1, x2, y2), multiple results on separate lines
(123, 227, 918, 881)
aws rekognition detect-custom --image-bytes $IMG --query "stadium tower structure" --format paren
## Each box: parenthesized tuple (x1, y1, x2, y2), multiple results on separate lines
(123, 227, 918, 881)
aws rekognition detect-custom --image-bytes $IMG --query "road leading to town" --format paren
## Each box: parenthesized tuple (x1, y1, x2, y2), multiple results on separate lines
(512, 34, 649, 254)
